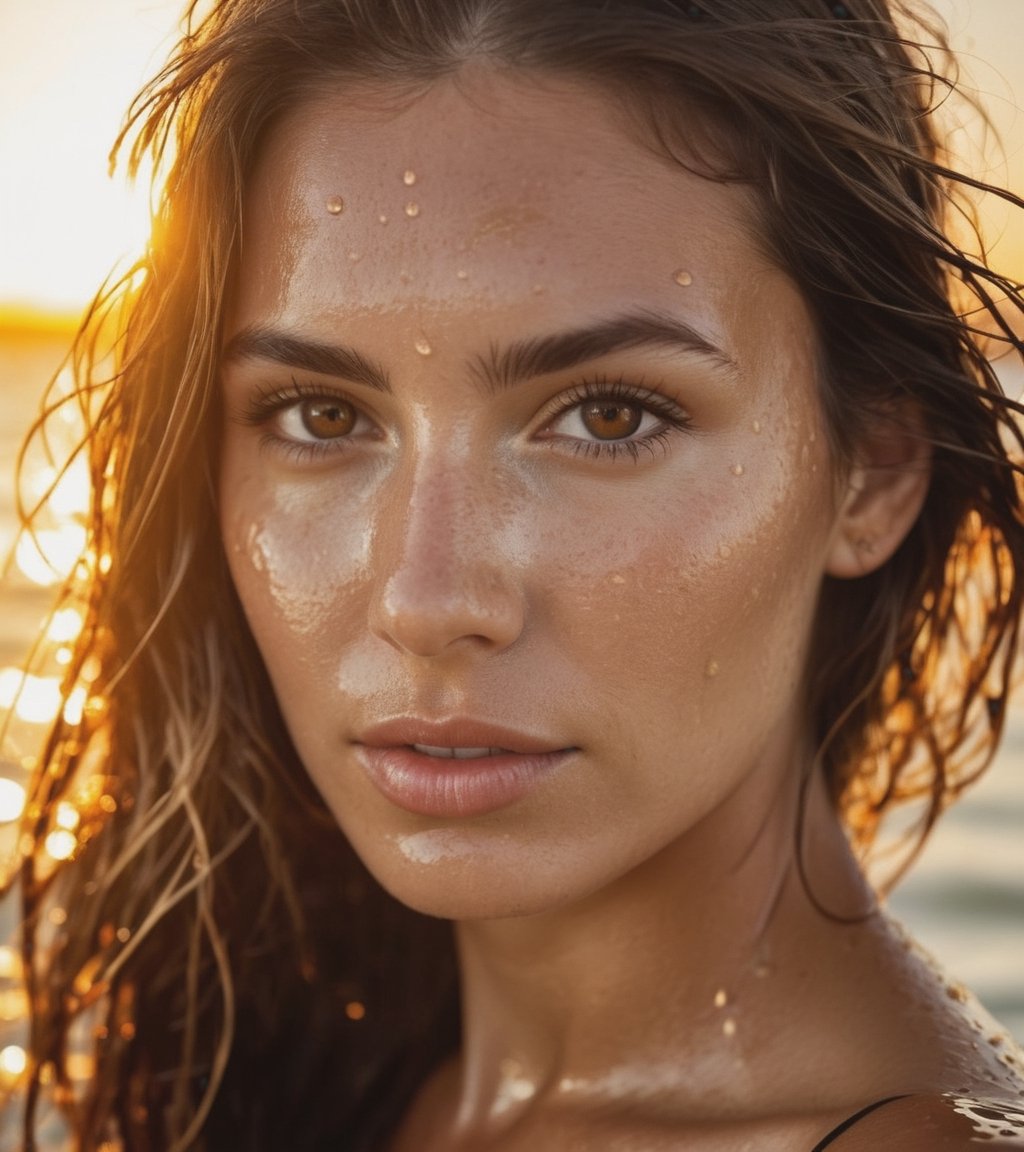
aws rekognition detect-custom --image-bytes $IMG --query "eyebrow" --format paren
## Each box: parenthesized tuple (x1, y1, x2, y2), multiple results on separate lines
(223, 327, 392, 392)
(222, 309, 737, 395)
(473, 309, 737, 393)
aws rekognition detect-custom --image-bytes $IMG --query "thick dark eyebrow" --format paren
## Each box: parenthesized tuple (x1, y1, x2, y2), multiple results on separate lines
(223, 326, 392, 393)
(472, 310, 738, 394)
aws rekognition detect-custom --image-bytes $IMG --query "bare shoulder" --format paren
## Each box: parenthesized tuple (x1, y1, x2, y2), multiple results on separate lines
(820, 1093, 1024, 1151)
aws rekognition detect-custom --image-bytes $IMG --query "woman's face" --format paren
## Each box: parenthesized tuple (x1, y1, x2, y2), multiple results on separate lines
(220, 71, 846, 919)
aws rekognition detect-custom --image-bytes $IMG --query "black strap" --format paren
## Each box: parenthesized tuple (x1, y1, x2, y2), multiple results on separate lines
(809, 1095, 910, 1151)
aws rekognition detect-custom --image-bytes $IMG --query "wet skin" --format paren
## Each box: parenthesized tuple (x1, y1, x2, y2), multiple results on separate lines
(219, 70, 1018, 1149)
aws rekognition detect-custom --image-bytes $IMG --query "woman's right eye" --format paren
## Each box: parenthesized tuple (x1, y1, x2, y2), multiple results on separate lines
(276, 397, 361, 442)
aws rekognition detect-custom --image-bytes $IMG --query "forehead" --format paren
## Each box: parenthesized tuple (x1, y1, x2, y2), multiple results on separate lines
(234, 68, 782, 338)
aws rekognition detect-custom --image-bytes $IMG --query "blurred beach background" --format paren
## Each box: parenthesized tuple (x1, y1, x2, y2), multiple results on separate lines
(0, 0, 1021, 1117)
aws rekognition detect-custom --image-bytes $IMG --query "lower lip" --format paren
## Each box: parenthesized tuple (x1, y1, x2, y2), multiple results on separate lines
(356, 745, 574, 818)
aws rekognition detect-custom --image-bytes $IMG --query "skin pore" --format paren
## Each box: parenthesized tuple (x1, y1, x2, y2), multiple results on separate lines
(218, 69, 1015, 1149)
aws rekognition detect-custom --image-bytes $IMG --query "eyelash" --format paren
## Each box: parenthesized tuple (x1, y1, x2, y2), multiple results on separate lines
(235, 375, 693, 462)
(541, 375, 693, 461)
(236, 379, 371, 462)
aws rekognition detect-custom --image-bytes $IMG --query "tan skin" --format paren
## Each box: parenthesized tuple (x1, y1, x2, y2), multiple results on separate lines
(218, 69, 1024, 1150)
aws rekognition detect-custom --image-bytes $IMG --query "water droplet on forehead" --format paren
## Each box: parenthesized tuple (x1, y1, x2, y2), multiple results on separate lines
(456, 269, 469, 280)
(722, 1018, 737, 1037)
(705, 659, 720, 678)
(673, 269, 693, 287)
(403, 169, 417, 186)
(731, 464, 745, 477)
(379, 214, 389, 225)
(752, 420, 762, 434)
(415, 338, 432, 356)
(405, 201, 420, 218)
(325, 195, 345, 215)
(714, 988, 728, 1008)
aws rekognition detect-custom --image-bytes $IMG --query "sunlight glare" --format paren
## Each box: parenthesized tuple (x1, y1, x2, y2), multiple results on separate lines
(0, 669, 63, 725)
(44, 829, 77, 862)
(0, 778, 27, 824)
(0, 2, 184, 314)
(0, 1045, 27, 1077)
(48, 607, 85, 644)
(15, 525, 88, 587)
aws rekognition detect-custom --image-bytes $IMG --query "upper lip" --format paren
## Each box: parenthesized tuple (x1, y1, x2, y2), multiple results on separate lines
(356, 717, 572, 755)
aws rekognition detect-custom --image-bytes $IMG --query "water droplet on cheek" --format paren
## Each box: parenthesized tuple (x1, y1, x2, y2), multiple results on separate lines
(325, 195, 345, 215)
(405, 201, 420, 218)
(379, 214, 389, 225)
(705, 659, 720, 678)
(714, 988, 728, 1008)
(752, 420, 762, 434)
(456, 269, 469, 280)
(722, 1018, 737, 1037)
(415, 338, 432, 356)
(673, 269, 693, 287)
(731, 464, 745, 477)
(403, 169, 417, 186)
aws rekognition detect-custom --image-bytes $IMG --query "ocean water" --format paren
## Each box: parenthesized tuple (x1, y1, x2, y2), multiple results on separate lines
(0, 327, 1021, 1059)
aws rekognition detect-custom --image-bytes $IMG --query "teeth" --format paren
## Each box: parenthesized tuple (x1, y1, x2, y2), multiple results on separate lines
(412, 744, 506, 759)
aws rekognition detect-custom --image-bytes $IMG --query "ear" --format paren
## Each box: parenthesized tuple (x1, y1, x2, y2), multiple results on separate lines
(826, 410, 931, 579)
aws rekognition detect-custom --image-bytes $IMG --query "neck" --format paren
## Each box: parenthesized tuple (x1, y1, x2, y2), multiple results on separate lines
(448, 753, 872, 1136)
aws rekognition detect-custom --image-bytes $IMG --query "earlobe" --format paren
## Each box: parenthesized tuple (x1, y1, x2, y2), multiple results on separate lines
(825, 417, 931, 579)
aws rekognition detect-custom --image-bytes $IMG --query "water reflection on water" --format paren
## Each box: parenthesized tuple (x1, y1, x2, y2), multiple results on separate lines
(0, 328, 1020, 1137)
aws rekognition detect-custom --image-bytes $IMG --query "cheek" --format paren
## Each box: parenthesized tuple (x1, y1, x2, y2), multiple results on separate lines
(218, 464, 375, 692)
(548, 438, 835, 764)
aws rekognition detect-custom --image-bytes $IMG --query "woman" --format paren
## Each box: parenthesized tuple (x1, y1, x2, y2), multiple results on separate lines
(5, 0, 1024, 1148)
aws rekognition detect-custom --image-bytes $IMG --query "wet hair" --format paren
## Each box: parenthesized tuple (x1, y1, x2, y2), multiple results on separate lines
(4, 0, 1023, 1147)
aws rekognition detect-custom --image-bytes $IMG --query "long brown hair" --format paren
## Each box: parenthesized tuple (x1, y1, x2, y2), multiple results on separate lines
(4, 1, 1023, 1147)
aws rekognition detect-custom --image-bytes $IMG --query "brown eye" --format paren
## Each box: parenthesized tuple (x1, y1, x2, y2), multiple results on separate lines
(300, 398, 356, 439)
(579, 402, 643, 441)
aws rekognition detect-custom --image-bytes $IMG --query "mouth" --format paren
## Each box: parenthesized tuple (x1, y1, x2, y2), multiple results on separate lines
(412, 744, 516, 759)
(354, 719, 576, 818)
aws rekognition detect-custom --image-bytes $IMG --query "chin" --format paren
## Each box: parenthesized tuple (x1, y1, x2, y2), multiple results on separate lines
(348, 828, 610, 923)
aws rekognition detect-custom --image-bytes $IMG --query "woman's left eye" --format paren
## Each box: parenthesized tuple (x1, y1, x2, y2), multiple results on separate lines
(549, 400, 658, 442)
(540, 382, 690, 457)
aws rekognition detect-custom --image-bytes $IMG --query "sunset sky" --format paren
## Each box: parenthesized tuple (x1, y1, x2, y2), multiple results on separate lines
(0, 0, 1022, 318)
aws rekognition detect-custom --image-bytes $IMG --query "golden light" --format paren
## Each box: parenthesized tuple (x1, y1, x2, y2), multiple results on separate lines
(15, 525, 89, 587)
(0, 947, 23, 981)
(0, 778, 27, 824)
(44, 829, 78, 862)
(0, 989, 28, 1023)
(0, 3, 183, 316)
(55, 802, 81, 832)
(63, 687, 89, 726)
(0, 1045, 27, 1077)
(48, 608, 85, 644)
(0, 669, 63, 725)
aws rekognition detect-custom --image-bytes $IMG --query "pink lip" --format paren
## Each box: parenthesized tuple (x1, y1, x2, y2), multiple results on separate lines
(355, 718, 576, 818)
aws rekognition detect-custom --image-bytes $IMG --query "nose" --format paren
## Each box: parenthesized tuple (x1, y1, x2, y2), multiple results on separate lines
(368, 454, 526, 658)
